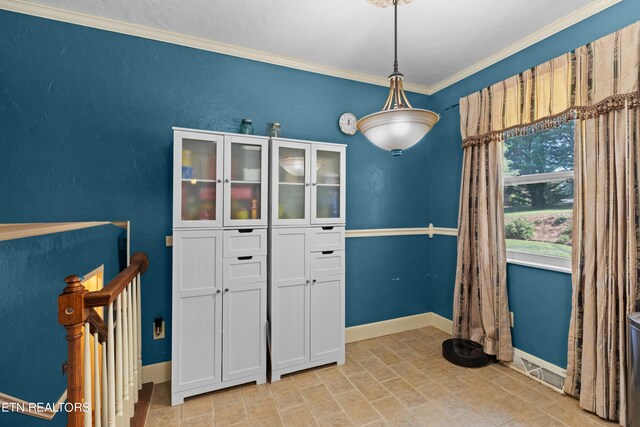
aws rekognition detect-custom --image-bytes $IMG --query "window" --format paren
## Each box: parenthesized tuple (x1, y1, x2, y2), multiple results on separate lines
(503, 122, 574, 273)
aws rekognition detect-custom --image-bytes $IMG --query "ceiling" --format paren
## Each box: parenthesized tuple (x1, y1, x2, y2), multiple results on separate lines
(4, 0, 619, 93)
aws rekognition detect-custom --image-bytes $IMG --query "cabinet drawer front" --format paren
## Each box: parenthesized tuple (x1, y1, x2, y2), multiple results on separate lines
(309, 227, 345, 252)
(223, 229, 267, 258)
(311, 251, 345, 278)
(224, 256, 267, 286)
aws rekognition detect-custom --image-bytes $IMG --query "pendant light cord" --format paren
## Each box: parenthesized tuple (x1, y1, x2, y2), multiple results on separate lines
(393, 0, 399, 73)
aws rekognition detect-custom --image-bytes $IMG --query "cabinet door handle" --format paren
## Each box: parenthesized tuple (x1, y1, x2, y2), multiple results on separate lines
(224, 288, 229, 293)
(225, 178, 230, 183)
(238, 256, 253, 261)
(306, 280, 310, 285)
(217, 179, 222, 183)
(216, 289, 221, 294)
(312, 183, 317, 186)
(312, 279, 317, 284)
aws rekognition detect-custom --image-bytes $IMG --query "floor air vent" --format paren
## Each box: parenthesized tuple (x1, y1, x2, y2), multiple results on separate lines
(509, 350, 566, 391)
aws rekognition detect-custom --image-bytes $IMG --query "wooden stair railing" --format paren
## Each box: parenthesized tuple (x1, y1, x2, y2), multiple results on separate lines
(58, 252, 149, 427)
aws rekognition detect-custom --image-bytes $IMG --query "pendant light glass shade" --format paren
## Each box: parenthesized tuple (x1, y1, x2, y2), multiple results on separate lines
(357, 107, 439, 157)
(357, 0, 439, 156)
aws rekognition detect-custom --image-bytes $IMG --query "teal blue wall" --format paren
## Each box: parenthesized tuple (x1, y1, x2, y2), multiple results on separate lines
(427, 0, 640, 368)
(0, 9, 433, 368)
(2, 1, 638, 390)
(0, 225, 123, 427)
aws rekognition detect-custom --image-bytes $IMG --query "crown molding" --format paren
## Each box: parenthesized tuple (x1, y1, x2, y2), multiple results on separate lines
(0, 0, 621, 96)
(428, 0, 622, 94)
(0, 0, 432, 95)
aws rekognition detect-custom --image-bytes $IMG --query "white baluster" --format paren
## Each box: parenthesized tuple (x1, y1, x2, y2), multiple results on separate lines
(116, 294, 123, 426)
(136, 273, 142, 388)
(102, 339, 108, 427)
(122, 288, 130, 425)
(108, 303, 116, 427)
(131, 277, 139, 397)
(94, 333, 101, 427)
(127, 282, 136, 408)
(84, 323, 91, 427)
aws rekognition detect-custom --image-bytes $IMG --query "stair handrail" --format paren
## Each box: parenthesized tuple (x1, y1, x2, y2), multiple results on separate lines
(58, 252, 149, 427)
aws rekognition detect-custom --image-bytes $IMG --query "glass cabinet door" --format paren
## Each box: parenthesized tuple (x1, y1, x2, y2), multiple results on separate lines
(224, 135, 268, 227)
(271, 140, 311, 225)
(311, 145, 346, 225)
(174, 130, 223, 228)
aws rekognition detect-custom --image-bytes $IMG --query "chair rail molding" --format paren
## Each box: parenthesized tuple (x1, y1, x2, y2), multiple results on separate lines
(345, 224, 458, 238)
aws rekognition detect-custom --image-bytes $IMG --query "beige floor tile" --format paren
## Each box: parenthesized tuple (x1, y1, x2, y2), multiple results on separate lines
(150, 381, 171, 409)
(414, 381, 451, 400)
(368, 346, 403, 366)
(428, 392, 474, 418)
(334, 390, 382, 426)
(146, 405, 182, 427)
(381, 377, 427, 409)
(370, 396, 421, 426)
(410, 401, 458, 427)
(474, 400, 516, 425)
(320, 367, 356, 395)
(242, 382, 273, 404)
(451, 409, 494, 427)
(339, 355, 367, 377)
(280, 404, 319, 427)
(435, 374, 470, 394)
(346, 342, 376, 361)
(348, 372, 390, 402)
(293, 370, 324, 390)
(388, 361, 431, 388)
(181, 412, 214, 427)
(271, 378, 307, 410)
(359, 357, 398, 383)
(213, 393, 248, 426)
(317, 410, 354, 427)
(245, 396, 284, 426)
(181, 394, 213, 420)
(146, 329, 625, 427)
(301, 384, 343, 419)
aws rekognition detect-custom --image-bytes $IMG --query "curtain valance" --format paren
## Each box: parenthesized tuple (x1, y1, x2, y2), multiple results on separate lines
(460, 21, 640, 148)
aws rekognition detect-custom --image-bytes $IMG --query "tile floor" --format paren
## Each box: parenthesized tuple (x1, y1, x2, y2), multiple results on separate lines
(146, 327, 617, 426)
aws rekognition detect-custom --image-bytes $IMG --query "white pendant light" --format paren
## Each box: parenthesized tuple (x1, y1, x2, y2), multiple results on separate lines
(357, 0, 439, 156)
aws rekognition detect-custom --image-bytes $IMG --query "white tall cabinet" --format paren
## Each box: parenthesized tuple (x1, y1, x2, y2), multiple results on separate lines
(172, 128, 268, 405)
(269, 138, 346, 381)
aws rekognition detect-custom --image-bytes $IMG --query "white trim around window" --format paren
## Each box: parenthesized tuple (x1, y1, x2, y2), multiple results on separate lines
(506, 250, 571, 274)
(503, 170, 574, 186)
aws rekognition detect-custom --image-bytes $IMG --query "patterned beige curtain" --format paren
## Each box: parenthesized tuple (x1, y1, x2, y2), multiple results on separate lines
(457, 21, 640, 422)
(454, 140, 513, 361)
(564, 25, 640, 424)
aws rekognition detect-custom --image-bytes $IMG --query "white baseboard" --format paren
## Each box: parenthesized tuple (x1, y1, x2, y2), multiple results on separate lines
(345, 312, 435, 343)
(142, 361, 171, 384)
(426, 312, 454, 335)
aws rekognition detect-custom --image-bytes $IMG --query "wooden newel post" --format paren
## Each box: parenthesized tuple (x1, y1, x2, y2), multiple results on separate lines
(58, 274, 88, 427)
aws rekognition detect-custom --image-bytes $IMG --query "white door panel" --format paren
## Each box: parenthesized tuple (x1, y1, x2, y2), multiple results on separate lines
(222, 282, 266, 381)
(310, 275, 344, 362)
(172, 230, 223, 392)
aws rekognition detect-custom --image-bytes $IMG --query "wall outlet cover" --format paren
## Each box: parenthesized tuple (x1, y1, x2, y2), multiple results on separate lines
(153, 320, 165, 340)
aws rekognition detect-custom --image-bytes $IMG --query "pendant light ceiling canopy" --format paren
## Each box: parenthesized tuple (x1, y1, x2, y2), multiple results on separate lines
(357, 0, 439, 156)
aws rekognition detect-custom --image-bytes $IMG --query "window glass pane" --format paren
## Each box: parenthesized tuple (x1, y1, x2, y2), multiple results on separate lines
(504, 180, 573, 258)
(504, 122, 574, 177)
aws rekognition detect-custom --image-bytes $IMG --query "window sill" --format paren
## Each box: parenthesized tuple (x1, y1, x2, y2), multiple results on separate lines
(506, 250, 571, 274)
